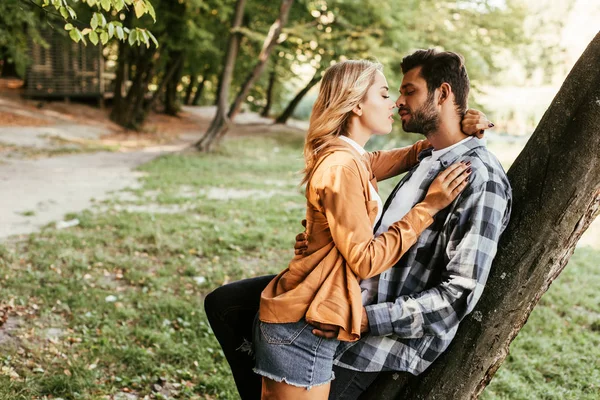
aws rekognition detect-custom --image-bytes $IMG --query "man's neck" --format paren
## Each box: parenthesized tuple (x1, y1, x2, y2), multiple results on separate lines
(425, 118, 469, 150)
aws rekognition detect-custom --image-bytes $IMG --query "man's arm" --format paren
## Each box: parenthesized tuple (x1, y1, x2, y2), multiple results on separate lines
(365, 179, 511, 338)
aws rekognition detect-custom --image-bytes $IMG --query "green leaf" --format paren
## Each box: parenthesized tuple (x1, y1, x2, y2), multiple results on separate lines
(90, 14, 98, 30)
(64, 23, 74, 31)
(147, 30, 158, 48)
(60, 6, 69, 19)
(69, 28, 80, 43)
(100, 13, 107, 27)
(100, 31, 109, 45)
(66, 6, 76, 19)
(116, 25, 125, 40)
(89, 30, 99, 45)
(145, 0, 156, 22)
(108, 23, 115, 38)
(139, 29, 149, 47)
(128, 30, 137, 46)
(134, 0, 146, 18)
(114, 0, 125, 11)
(100, 0, 110, 12)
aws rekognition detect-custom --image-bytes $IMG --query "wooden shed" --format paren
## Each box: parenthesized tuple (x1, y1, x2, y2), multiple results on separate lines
(26, 31, 106, 102)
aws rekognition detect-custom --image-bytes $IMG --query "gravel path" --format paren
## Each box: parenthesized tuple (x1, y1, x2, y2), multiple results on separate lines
(0, 147, 179, 240)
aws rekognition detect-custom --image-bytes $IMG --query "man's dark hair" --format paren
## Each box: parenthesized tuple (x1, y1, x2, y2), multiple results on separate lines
(401, 49, 469, 116)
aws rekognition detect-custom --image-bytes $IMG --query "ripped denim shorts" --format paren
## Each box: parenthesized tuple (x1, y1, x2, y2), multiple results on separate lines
(252, 314, 338, 389)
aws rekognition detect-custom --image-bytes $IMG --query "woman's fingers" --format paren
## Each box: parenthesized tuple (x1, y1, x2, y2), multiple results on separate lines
(438, 161, 467, 179)
(462, 108, 494, 136)
(311, 321, 339, 339)
(448, 167, 471, 190)
(441, 162, 470, 184)
(452, 177, 469, 194)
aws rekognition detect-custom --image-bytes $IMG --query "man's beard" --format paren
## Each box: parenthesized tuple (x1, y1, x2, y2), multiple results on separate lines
(401, 92, 440, 136)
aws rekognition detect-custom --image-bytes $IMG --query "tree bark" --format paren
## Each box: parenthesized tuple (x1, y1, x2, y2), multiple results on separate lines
(261, 63, 277, 117)
(184, 74, 197, 105)
(191, 76, 206, 106)
(196, 0, 294, 151)
(274, 68, 321, 124)
(110, 47, 156, 129)
(163, 51, 185, 115)
(0, 57, 18, 78)
(111, 40, 128, 110)
(195, 0, 247, 151)
(361, 32, 600, 400)
(227, 0, 294, 121)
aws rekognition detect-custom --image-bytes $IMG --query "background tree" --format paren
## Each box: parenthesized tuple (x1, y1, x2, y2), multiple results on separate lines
(362, 32, 600, 400)
(195, 0, 295, 151)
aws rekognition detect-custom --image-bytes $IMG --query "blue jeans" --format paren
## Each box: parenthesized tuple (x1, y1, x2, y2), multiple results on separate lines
(204, 275, 381, 400)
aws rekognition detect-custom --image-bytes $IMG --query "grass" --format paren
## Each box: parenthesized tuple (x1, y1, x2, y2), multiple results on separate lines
(0, 130, 598, 399)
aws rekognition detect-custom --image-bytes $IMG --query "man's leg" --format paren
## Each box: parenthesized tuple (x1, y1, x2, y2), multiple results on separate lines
(329, 367, 414, 400)
(204, 275, 275, 400)
(329, 365, 379, 400)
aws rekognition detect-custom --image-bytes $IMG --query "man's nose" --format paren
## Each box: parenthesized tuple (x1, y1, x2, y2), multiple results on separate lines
(395, 95, 405, 109)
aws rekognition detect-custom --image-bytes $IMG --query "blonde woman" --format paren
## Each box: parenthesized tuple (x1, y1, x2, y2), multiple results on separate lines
(253, 60, 476, 399)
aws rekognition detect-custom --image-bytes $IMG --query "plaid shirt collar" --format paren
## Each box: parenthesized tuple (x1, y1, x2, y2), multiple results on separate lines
(417, 137, 487, 167)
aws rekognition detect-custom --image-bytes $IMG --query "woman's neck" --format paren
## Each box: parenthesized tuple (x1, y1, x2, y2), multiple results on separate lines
(346, 121, 371, 147)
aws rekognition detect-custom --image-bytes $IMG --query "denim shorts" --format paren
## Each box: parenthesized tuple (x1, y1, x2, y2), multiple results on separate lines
(252, 314, 338, 389)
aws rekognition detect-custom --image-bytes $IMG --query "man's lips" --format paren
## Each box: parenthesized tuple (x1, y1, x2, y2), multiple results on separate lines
(398, 110, 411, 120)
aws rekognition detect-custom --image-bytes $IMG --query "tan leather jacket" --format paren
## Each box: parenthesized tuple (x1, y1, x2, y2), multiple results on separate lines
(259, 137, 434, 342)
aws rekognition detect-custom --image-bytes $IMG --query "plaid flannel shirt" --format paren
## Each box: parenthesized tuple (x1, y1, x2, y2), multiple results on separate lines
(333, 137, 512, 374)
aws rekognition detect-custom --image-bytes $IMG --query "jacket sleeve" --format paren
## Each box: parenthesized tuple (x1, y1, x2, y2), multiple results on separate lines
(365, 139, 431, 182)
(317, 162, 434, 280)
(364, 179, 511, 338)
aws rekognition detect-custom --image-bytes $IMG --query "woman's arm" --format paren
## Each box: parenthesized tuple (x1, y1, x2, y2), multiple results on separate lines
(365, 139, 431, 182)
(316, 160, 470, 280)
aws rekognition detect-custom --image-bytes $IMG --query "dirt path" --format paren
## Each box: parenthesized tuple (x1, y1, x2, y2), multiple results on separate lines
(0, 97, 198, 240)
(0, 149, 178, 239)
(0, 97, 307, 241)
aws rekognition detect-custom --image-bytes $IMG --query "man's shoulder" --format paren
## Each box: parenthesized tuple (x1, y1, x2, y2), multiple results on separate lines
(460, 146, 511, 193)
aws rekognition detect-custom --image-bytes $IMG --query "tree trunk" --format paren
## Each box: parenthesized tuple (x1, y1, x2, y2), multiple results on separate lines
(195, 0, 247, 151)
(164, 52, 185, 115)
(191, 76, 206, 106)
(110, 47, 156, 129)
(111, 40, 128, 110)
(0, 57, 18, 78)
(184, 74, 197, 105)
(274, 68, 320, 124)
(261, 64, 277, 117)
(361, 32, 600, 400)
(227, 0, 294, 121)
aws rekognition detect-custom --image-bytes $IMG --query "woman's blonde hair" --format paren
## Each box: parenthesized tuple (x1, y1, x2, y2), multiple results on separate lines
(302, 60, 383, 185)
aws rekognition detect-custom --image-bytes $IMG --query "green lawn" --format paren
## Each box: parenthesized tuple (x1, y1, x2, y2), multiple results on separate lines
(0, 130, 598, 399)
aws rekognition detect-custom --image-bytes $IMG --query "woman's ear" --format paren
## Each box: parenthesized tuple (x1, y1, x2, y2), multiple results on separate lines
(438, 83, 452, 105)
(352, 104, 363, 117)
